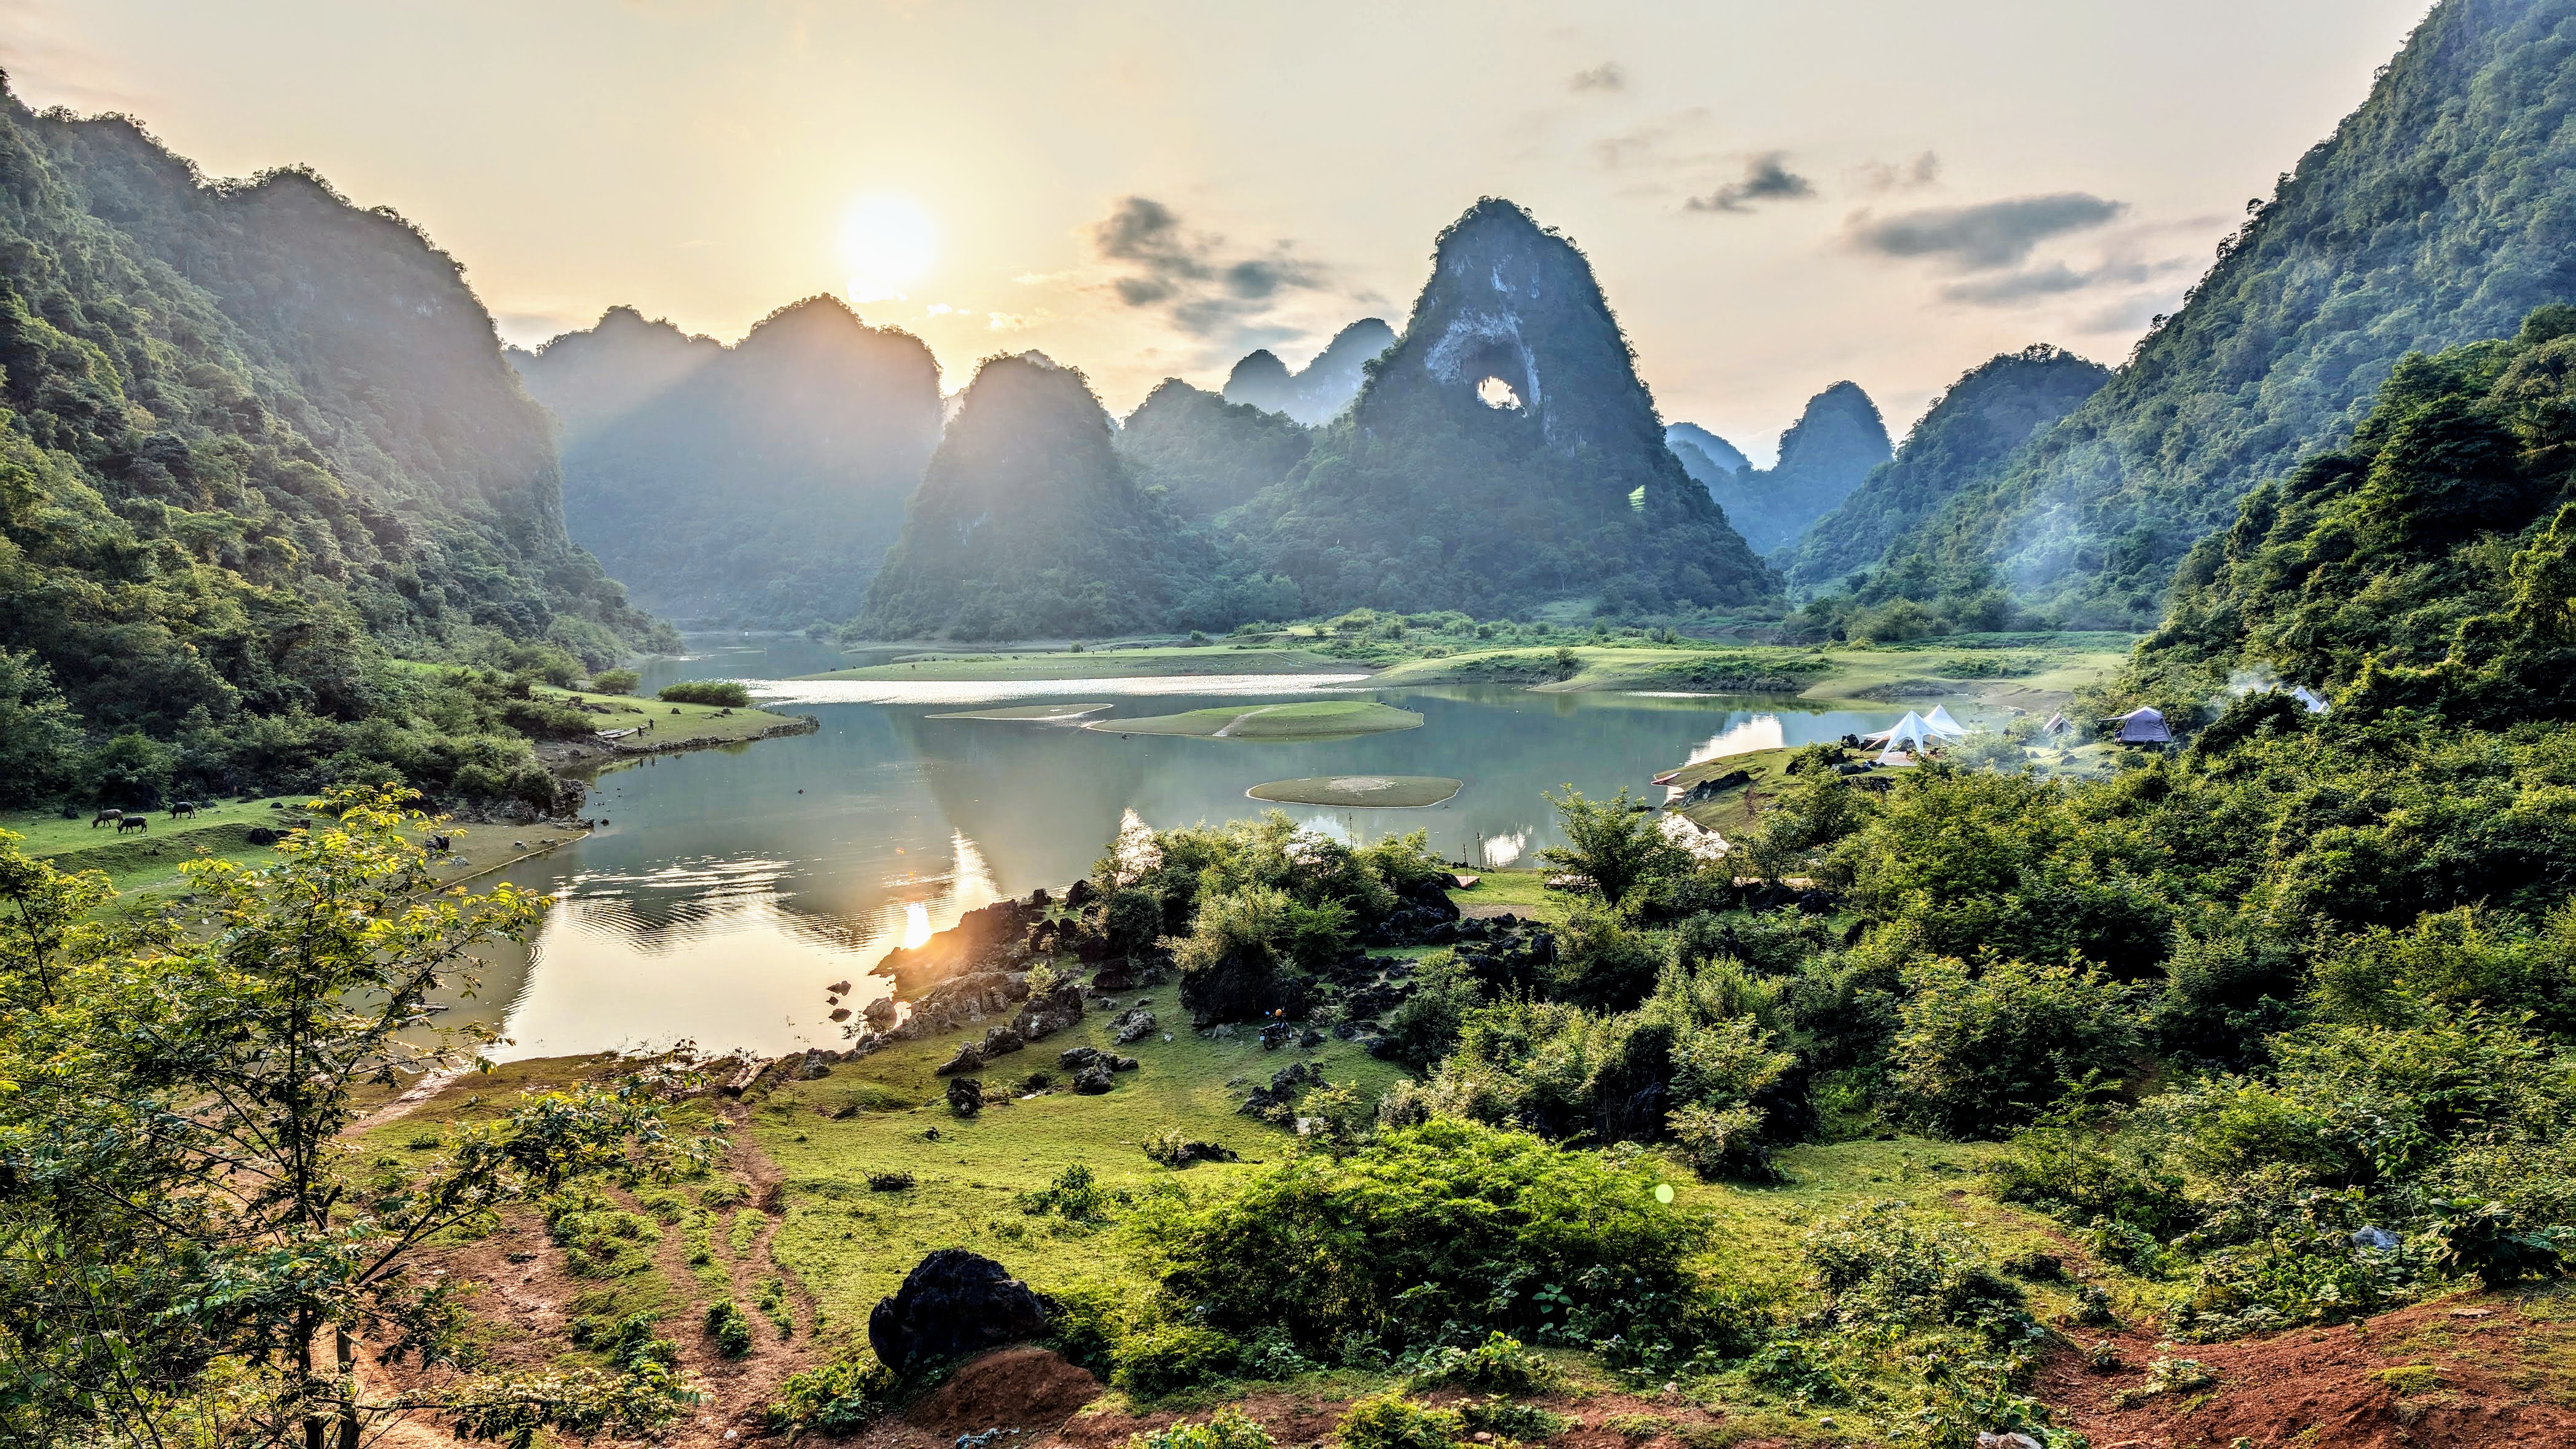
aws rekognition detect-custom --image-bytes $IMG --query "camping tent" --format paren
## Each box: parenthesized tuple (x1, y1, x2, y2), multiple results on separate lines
(2290, 685, 2331, 714)
(2115, 705, 2171, 744)
(1864, 711, 1942, 752)
(2042, 712, 2071, 736)
(1922, 705, 1967, 738)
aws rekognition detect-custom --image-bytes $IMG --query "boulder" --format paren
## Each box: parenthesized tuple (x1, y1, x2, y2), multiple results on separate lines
(946, 1077, 984, 1115)
(879, 899, 1037, 994)
(1064, 878, 1096, 909)
(1014, 981, 1086, 1041)
(1090, 965, 1137, 991)
(795, 1050, 838, 1080)
(981, 1026, 1026, 1056)
(1178, 948, 1308, 1028)
(1071, 1061, 1114, 1094)
(866, 1249, 1054, 1375)
(1058, 1045, 1104, 1072)
(935, 1042, 986, 1077)
(1114, 1055, 1139, 1071)
(1109, 1007, 1157, 1045)
(863, 996, 898, 1029)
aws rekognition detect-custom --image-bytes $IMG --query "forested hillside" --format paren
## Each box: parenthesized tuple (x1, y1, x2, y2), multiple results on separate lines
(1227, 198, 1776, 616)
(1703, 380, 1889, 554)
(2132, 305, 2576, 726)
(512, 298, 941, 627)
(1664, 420, 1750, 484)
(1877, 0, 2576, 626)
(1781, 345, 2108, 594)
(857, 354, 1293, 639)
(0, 82, 672, 809)
(1115, 378, 1310, 517)
(1221, 317, 1396, 424)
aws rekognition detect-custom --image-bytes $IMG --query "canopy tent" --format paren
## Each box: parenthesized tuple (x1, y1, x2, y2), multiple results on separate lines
(1864, 711, 1942, 752)
(1922, 705, 1967, 738)
(2115, 705, 2172, 744)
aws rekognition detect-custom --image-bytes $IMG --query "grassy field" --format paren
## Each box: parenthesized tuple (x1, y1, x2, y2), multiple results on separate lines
(1660, 746, 1805, 838)
(1246, 775, 1463, 807)
(1088, 700, 1421, 740)
(797, 646, 1358, 682)
(536, 686, 817, 747)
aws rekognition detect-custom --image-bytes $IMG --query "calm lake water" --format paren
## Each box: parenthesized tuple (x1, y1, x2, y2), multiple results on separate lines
(450, 635, 1931, 1062)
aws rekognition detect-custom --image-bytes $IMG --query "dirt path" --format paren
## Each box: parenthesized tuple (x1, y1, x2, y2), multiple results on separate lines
(1208, 705, 1281, 739)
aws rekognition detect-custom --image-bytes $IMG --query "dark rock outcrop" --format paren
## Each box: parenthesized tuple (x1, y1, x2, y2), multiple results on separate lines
(879, 900, 1035, 994)
(1013, 981, 1086, 1041)
(1109, 1007, 1157, 1044)
(1179, 949, 1309, 1028)
(946, 1078, 983, 1115)
(867, 1249, 1053, 1374)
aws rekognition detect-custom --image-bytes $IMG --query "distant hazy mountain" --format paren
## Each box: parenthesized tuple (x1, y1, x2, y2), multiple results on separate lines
(1665, 422, 1752, 486)
(1879, 0, 2576, 624)
(1229, 198, 1775, 615)
(1710, 382, 1892, 555)
(1116, 380, 1311, 516)
(856, 354, 1207, 639)
(512, 297, 940, 627)
(1222, 318, 1398, 424)
(1780, 346, 2110, 594)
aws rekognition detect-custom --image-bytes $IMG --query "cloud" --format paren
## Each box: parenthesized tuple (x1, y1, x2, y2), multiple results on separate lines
(1590, 109, 1714, 174)
(1568, 61, 1626, 93)
(1854, 152, 1941, 192)
(1684, 153, 1816, 214)
(1086, 195, 1332, 342)
(1845, 192, 2126, 269)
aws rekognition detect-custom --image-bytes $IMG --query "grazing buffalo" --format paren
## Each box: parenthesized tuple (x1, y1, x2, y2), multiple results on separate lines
(170, 801, 198, 819)
(92, 809, 122, 828)
(116, 815, 148, 834)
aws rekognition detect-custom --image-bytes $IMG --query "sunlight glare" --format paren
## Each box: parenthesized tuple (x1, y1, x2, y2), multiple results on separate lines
(839, 195, 938, 304)
(901, 900, 932, 949)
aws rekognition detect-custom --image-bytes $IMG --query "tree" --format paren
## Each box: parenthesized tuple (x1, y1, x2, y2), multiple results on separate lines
(0, 787, 711, 1448)
(1538, 786, 1687, 907)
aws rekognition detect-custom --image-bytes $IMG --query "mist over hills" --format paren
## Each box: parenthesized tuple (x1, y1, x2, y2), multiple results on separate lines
(1222, 317, 1397, 424)
(1115, 379, 1311, 517)
(1781, 345, 2110, 594)
(1872, 0, 2576, 626)
(0, 78, 663, 804)
(1695, 382, 1891, 556)
(1665, 422, 1751, 484)
(511, 297, 941, 627)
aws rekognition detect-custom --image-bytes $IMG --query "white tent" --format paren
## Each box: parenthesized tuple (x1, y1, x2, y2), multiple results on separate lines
(1922, 705, 1968, 738)
(1865, 711, 1942, 752)
(2290, 685, 2331, 714)
(2043, 712, 2071, 736)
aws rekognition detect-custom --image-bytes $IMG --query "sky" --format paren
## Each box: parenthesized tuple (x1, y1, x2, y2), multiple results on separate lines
(4, 0, 2433, 461)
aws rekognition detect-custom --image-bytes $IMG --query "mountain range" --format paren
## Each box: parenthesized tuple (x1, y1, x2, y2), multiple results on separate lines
(1222, 318, 1397, 424)
(1681, 383, 1891, 556)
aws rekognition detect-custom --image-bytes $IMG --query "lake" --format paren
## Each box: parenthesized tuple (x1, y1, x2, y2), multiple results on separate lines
(449, 635, 1931, 1062)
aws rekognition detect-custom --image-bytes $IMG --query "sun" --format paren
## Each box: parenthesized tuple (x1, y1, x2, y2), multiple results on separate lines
(838, 195, 938, 304)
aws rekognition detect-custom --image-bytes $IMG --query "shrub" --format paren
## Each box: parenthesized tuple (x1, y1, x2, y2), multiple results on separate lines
(1986, 1124, 2193, 1238)
(1018, 1163, 1113, 1222)
(1139, 1118, 1707, 1359)
(659, 680, 752, 707)
(1129, 1407, 1275, 1449)
(1457, 1399, 1573, 1442)
(1742, 1338, 1850, 1405)
(866, 1171, 916, 1192)
(2432, 1197, 2569, 1288)
(1537, 787, 1688, 908)
(1407, 1333, 1560, 1392)
(1112, 1322, 1244, 1396)
(1547, 900, 1668, 1012)
(1800, 1200, 2026, 1339)
(768, 1354, 896, 1437)
(705, 1300, 755, 1357)
(1333, 1395, 1463, 1449)
(1892, 956, 2139, 1138)
(589, 668, 642, 695)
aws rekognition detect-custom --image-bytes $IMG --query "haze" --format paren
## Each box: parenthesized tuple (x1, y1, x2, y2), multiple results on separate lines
(4, 0, 2429, 452)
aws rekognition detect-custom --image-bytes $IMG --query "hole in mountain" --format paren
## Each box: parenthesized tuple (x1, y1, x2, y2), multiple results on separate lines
(1476, 376, 1523, 410)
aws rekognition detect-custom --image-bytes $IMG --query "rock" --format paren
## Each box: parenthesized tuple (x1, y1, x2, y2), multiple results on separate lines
(1974, 1435, 2042, 1449)
(795, 1049, 837, 1080)
(879, 899, 1038, 994)
(829, 1007, 852, 1022)
(1091, 965, 1137, 991)
(1179, 947, 1309, 1027)
(1023, 887, 1052, 909)
(827, 979, 854, 995)
(935, 1043, 986, 1076)
(946, 1078, 984, 1115)
(1064, 878, 1096, 908)
(2352, 1225, 2401, 1251)
(1071, 1062, 1113, 1094)
(866, 1249, 1054, 1374)
(981, 1026, 1026, 1056)
(1298, 1029, 1325, 1048)
(1058, 1045, 1104, 1072)
(863, 997, 898, 1029)
(1013, 981, 1086, 1041)
(1156, 1139, 1238, 1165)
(1113, 1056, 1139, 1072)
(1110, 1007, 1157, 1044)
(1259, 1021, 1296, 1050)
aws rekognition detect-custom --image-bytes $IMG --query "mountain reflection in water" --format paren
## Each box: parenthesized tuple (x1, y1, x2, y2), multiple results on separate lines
(438, 634, 1929, 1062)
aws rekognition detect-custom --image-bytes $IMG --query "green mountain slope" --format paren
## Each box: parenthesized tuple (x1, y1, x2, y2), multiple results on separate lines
(1781, 346, 2109, 594)
(1230, 198, 1777, 616)
(1711, 381, 1890, 554)
(0, 81, 667, 806)
(1115, 379, 1310, 517)
(512, 297, 941, 627)
(2134, 305, 2576, 725)
(1665, 421, 1751, 484)
(1221, 318, 1396, 425)
(855, 354, 1230, 639)
(1883, 0, 2576, 626)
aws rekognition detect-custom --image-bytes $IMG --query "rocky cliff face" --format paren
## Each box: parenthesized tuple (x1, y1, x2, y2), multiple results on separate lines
(1710, 382, 1891, 555)
(1222, 317, 1396, 424)
(514, 297, 941, 626)
(856, 354, 1200, 639)
(1229, 198, 1774, 615)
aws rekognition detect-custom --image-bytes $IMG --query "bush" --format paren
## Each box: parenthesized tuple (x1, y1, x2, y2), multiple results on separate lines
(1112, 1322, 1244, 1396)
(1537, 787, 1688, 908)
(1456, 1399, 1573, 1442)
(1018, 1163, 1113, 1222)
(1138, 1118, 1707, 1359)
(2430, 1198, 2567, 1289)
(659, 680, 752, 707)
(1406, 1332, 1559, 1392)
(705, 1300, 756, 1357)
(768, 1354, 896, 1437)
(589, 668, 642, 695)
(1892, 956, 2139, 1138)
(1987, 1124, 2193, 1238)
(1800, 1200, 2026, 1339)
(1129, 1407, 1275, 1449)
(1547, 900, 1668, 1012)
(1333, 1395, 1463, 1449)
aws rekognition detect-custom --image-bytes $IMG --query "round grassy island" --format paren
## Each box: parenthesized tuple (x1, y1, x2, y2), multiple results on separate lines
(1086, 699, 1422, 740)
(1248, 774, 1463, 807)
